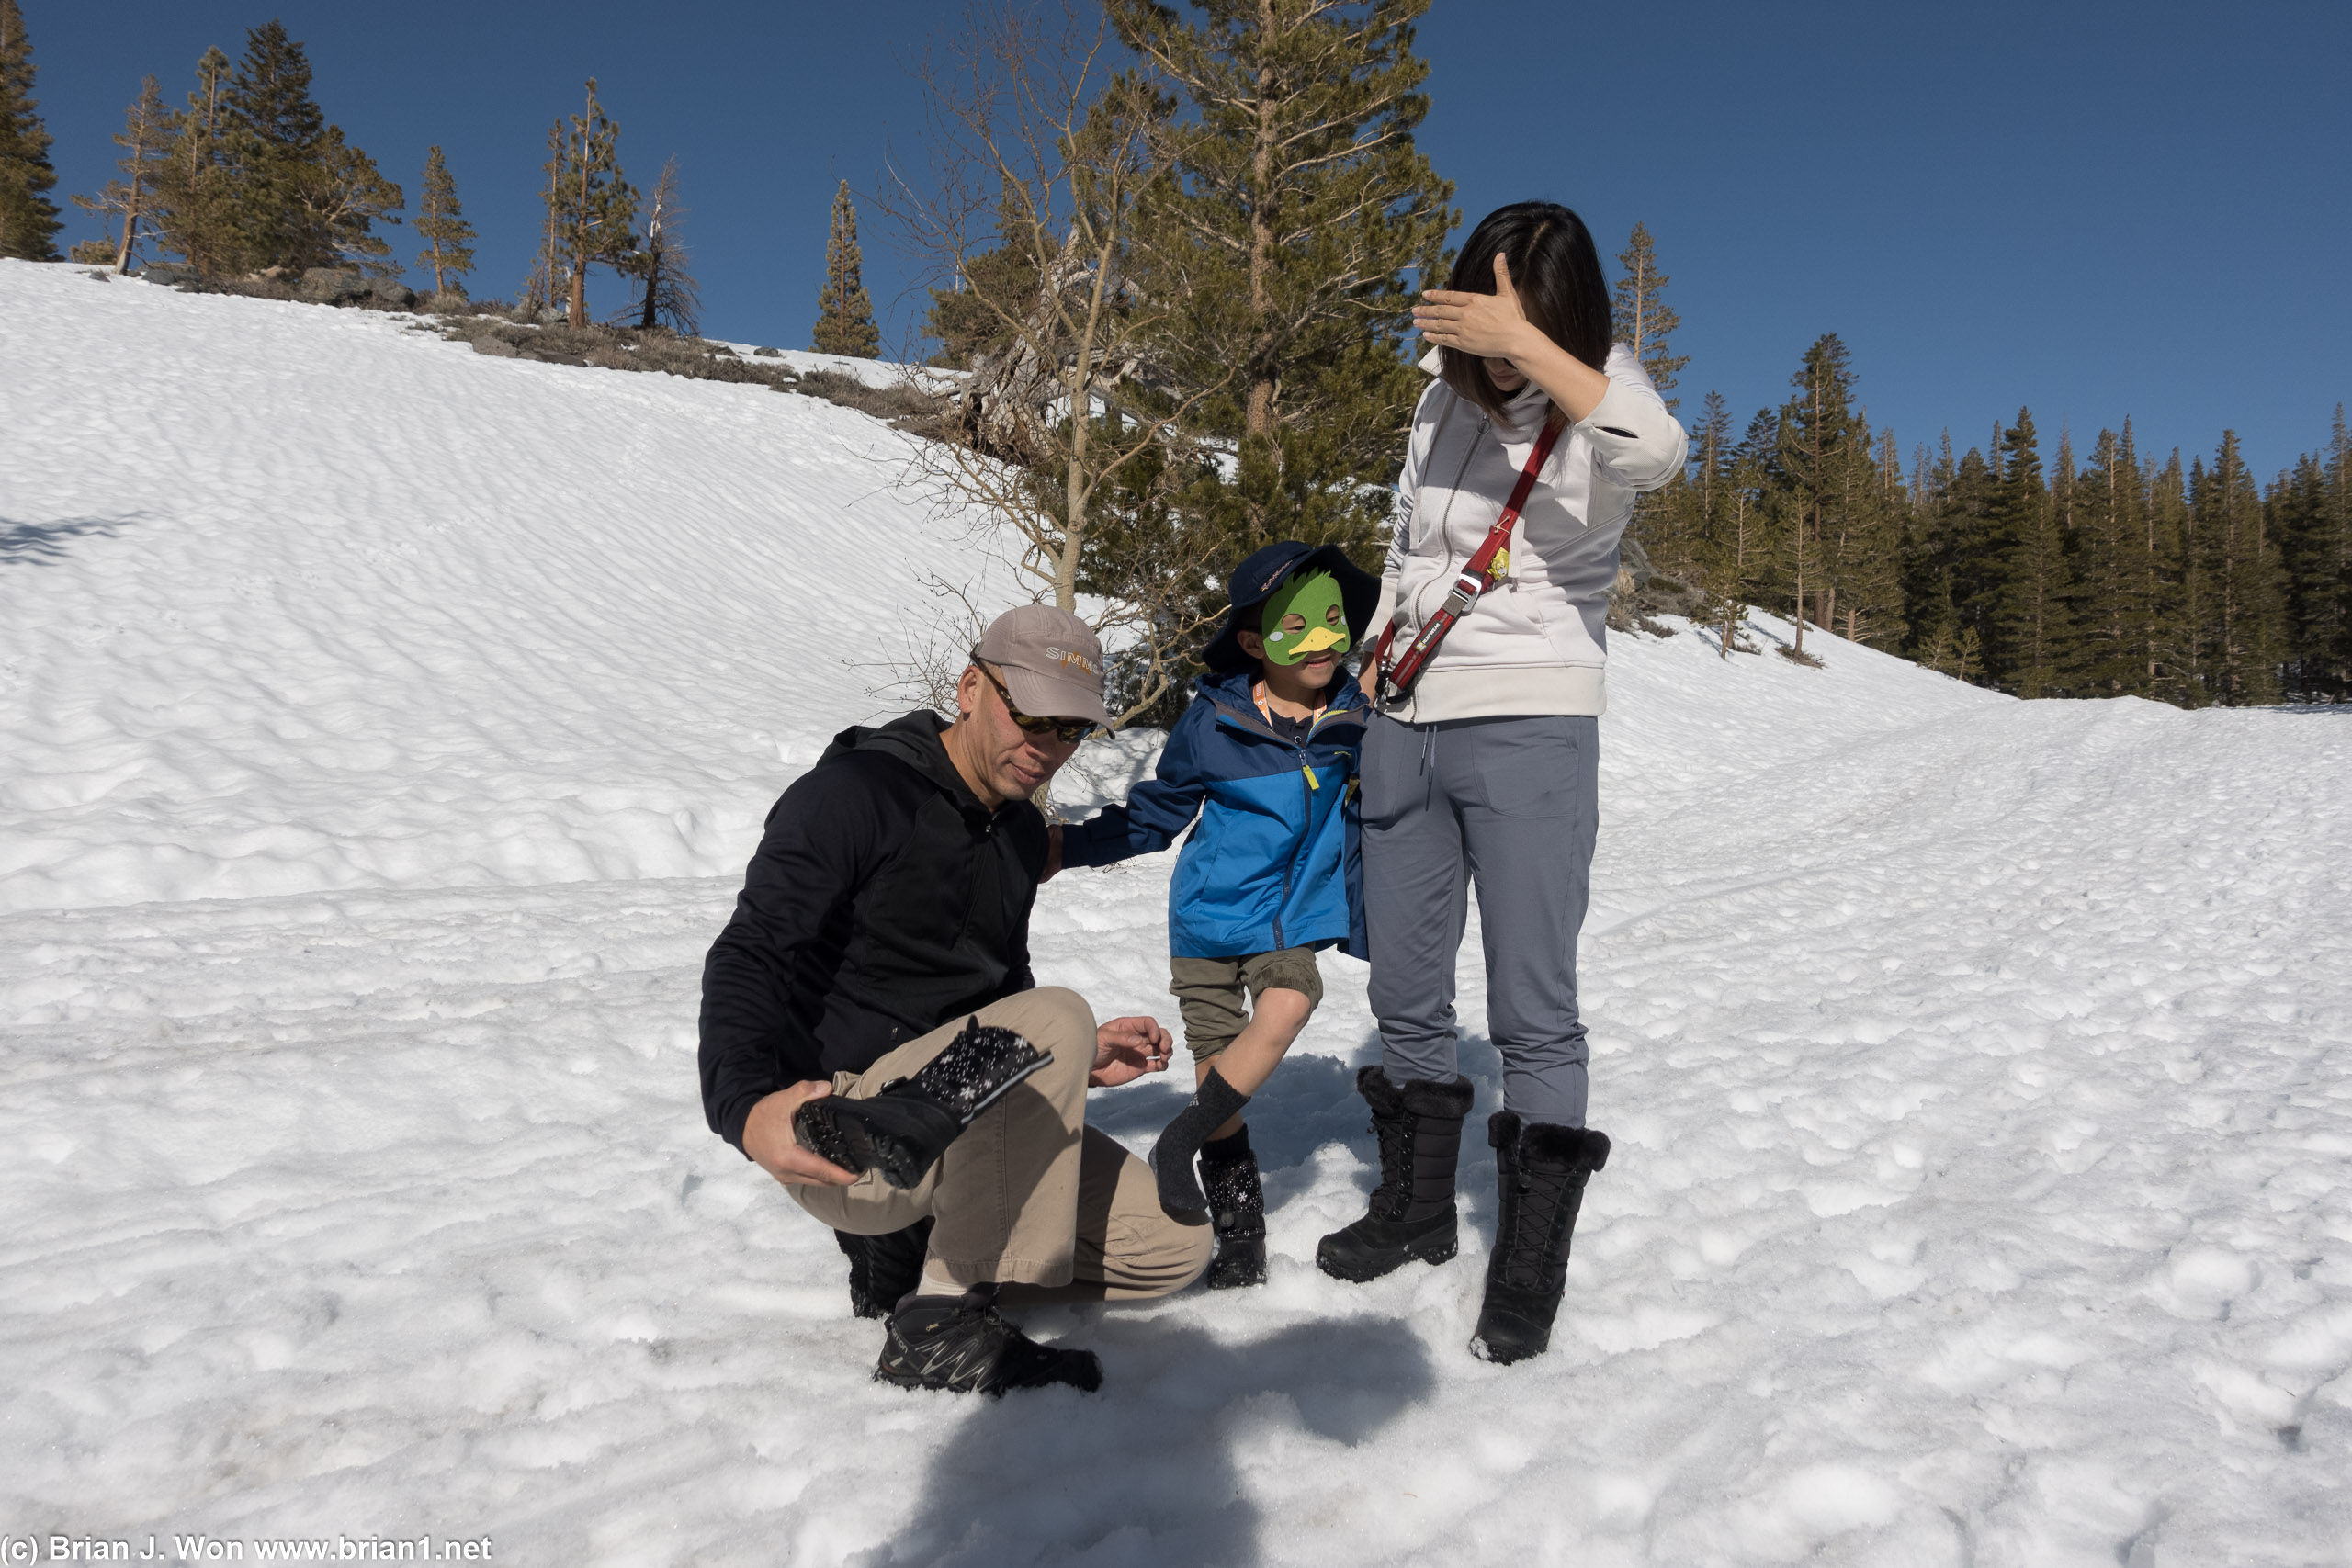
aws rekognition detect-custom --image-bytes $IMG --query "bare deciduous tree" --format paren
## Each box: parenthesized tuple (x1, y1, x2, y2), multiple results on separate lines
(881, 2, 1232, 726)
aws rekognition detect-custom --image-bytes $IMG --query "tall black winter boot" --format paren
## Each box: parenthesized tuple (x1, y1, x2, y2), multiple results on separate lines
(836, 1217, 935, 1320)
(1469, 1112, 1610, 1365)
(1199, 1126, 1267, 1290)
(1315, 1066, 1475, 1282)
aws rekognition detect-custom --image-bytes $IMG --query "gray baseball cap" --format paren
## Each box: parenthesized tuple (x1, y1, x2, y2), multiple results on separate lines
(975, 604, 1113, 727)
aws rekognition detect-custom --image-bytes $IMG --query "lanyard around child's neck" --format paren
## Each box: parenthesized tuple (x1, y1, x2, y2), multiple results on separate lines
(1252, 681, 1327, 731)
(1253, 682, 1329, 789)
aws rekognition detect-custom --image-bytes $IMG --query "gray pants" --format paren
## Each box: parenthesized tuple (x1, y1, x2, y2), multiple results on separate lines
(1362, 712, 1600, 1127)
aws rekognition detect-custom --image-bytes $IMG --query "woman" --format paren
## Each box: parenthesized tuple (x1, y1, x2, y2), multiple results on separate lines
(1315, 202, 1687, 1364)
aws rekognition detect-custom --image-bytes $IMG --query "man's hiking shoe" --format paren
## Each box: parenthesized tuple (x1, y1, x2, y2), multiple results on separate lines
(797, 1017, 1050, 1189)
(875, 1291, 1103, 1395)
(836, 1218, 934, 1320)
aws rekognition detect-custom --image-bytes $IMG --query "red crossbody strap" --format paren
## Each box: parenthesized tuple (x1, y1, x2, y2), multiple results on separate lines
(1464, 416, 1564, 581)
(1375, 415, 1564, 700)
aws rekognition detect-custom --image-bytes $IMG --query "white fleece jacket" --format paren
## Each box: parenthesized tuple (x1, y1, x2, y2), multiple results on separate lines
(1372, 344, 1688, 720)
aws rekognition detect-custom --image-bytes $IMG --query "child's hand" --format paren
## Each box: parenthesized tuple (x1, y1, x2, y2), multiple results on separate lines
(1042, 823, 1064, 882)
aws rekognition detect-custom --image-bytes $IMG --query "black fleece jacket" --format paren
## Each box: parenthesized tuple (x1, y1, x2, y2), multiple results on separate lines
(697, 711, 1049, 1154)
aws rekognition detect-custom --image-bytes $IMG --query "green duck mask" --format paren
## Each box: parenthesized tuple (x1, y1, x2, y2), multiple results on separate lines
(1258, 570, 1351, 666)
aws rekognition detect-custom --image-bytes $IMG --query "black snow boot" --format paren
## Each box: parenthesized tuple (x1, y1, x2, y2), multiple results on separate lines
(1199, 1126, 1267, 1290)
(1315, 1066, 1476, 1282)
(835, 1217, 934, 1320)
(1469, 1112, 1610, 1366)
(796, 1017, 1050, 1190)
(875, 1285, 1103, 1396)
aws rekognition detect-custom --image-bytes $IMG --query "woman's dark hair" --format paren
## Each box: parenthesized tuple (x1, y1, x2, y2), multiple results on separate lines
(1436, 201, 1611, 421)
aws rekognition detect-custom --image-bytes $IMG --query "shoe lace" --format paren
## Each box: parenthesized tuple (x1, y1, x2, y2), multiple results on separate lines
(1370, 1111, 1414, 1219)
(1497, 1163, 1587, 1292)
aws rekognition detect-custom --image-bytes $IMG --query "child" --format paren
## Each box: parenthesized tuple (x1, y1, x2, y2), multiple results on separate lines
(1055, 541, 1376, 1288)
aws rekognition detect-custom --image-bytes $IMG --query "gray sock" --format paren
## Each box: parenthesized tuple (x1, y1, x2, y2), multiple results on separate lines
(1148, 1068, 1251, 1217)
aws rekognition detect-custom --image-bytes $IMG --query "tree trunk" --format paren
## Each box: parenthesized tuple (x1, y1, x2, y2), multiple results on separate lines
(1243, 6, 1278, 441)
(569, 125, 591, 329)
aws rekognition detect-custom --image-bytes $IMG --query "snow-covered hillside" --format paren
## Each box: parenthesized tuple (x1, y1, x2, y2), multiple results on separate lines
(4, 259, 2348, 1566)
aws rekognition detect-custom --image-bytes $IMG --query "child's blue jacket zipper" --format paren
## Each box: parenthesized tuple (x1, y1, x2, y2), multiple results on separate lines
(1059, 669, 1368, 959)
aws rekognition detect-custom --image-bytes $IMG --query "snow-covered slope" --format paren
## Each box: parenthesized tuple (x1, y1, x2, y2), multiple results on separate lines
(0, 264, 995, 914)
(5, 259, 2349, 1566)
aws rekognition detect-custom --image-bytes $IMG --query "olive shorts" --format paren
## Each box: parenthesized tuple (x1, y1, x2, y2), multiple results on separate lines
(1168, 947, 1325, 1064)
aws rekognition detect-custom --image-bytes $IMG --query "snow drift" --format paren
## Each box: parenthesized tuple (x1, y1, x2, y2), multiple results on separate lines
(4, 259, 2349, 1566)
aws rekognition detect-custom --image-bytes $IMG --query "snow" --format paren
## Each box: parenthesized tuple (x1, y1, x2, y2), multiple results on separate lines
(5, 257, 2350, 1565)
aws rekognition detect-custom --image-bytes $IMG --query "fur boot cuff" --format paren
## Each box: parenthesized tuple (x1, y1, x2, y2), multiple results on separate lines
(1490, 1111, 1611, 1172)
(1356, 1066, 1475, 1119)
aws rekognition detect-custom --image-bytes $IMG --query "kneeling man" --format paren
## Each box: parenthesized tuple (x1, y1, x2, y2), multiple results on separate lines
(699, 606, 1210, 1393)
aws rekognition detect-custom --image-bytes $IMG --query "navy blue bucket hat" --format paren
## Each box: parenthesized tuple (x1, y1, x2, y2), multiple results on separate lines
(1200, 541, 1383, 675)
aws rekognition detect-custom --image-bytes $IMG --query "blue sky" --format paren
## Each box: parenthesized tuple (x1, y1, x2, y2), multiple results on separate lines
(28, 0, 2350, 479)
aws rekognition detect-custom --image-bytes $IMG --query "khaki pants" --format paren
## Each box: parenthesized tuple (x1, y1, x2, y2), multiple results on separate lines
(790, 987, 1212, 1300)
(1168, 947, 1325, 1064)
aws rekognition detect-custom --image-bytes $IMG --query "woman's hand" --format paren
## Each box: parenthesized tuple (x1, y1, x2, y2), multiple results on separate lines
(1414, 254, 1611, 424)
(1412, 254, 1542, 362)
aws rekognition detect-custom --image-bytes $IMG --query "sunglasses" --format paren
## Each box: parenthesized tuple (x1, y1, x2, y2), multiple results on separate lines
(977, 664, 1096, 744)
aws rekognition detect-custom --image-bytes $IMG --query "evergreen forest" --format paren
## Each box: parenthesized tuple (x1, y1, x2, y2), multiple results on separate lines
(8, 2, 2344, 715)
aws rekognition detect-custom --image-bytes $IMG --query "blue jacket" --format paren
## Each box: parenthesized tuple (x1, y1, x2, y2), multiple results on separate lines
(1061, 670, 1368, 959)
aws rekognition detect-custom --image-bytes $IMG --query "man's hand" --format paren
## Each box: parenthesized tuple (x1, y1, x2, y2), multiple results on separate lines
(741, 1081, 861, 1187)
(1090, 1015, 1174, 1088)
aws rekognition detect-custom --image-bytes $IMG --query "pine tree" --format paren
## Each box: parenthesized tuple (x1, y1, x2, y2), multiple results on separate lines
(413, 145, 475, 295)
(2190, 432, 2286, 705)
(2269, 450, 2333, 698)
(628, 155, 700, 335)
(0, 0, 62, 260)
(1612, 221, 1686, 412)
(2068, 426, 2151, 695)
(545, 79, 637, 328)
(1107, 0, 1453, 550)
(1677, 392, 1747, 654)
(2320, 408, 2352, 696)
(152, 27, 399, 276)
(1986, 409, 2074, 696)
(72, 75, 172, 273)
(294, 124, 403, 275)
(1838, 426, 1908, 647)
(219, 20, 325, 268)
(812, 178, 878, 356)
(2146, 450, 2203, 705)
(1921, 435, 2003, 685)
(520, 123, 563, 315)
(1771, 334, 1862, 659)
(152, 47, 244, 276)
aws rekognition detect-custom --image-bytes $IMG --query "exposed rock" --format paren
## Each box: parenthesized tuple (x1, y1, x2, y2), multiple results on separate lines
(300, 268, 369, 305)
(471, 337, 519, 357)
(1607, 534, 1704, 637)
(138, 264, 198, 288)
(368, 278, 417, 310)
